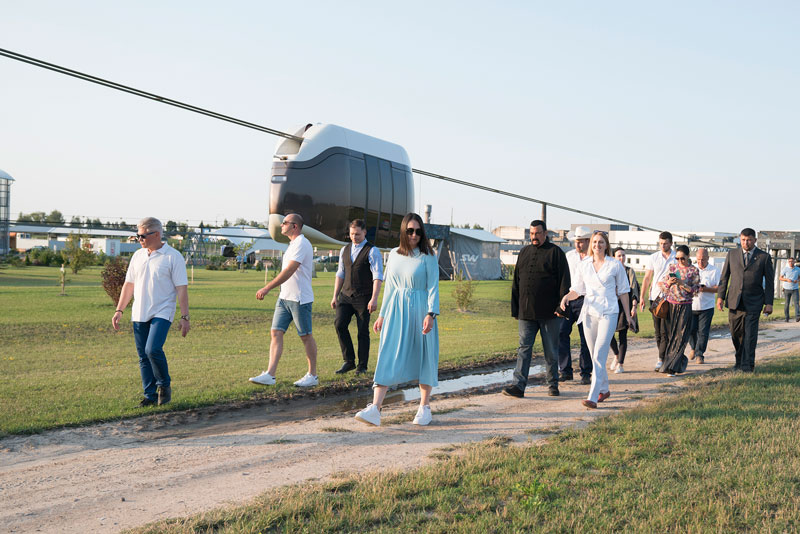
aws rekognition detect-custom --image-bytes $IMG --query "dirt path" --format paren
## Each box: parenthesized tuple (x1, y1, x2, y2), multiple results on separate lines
(2, 322, 799, 533)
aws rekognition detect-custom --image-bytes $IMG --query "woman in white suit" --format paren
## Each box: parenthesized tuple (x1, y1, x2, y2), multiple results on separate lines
(560, 232, 634, 408)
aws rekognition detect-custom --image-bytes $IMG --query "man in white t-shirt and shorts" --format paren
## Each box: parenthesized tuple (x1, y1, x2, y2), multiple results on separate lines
(249, 213, 318, 387)
(639, 231, 676, 371)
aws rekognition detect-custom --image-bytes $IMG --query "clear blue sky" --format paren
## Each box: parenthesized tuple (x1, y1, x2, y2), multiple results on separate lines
(1, 1, 798, 233)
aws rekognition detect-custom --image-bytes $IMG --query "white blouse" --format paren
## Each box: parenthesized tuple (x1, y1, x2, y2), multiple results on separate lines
(571, 257, 631, 323)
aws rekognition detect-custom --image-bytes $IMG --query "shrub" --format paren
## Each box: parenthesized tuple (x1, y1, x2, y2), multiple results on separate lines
(452, 272, 476, 312)
(101, 256, 129, 306)
(61, 234, 95, 274)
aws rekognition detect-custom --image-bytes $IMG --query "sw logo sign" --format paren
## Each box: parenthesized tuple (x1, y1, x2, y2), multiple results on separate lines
(460, 254, 479, 263)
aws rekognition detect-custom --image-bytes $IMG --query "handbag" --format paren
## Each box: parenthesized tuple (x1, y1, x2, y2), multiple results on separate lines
(649, 295, 669, 319)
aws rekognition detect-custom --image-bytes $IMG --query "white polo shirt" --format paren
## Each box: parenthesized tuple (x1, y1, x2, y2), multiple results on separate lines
(125, 243, 188, 322)
(279, 234, 314, 304)
(645, 249, 676, 301)
(692, 263, 721, 311)
(565, 249, 590, 282)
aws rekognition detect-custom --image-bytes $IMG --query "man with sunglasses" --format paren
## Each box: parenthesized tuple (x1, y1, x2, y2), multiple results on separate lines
(250, 213, 318, 387)
(112, 217, 189, 407)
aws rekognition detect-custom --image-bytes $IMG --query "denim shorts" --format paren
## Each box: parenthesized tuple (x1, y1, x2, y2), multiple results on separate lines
(271, 299, 313, 336)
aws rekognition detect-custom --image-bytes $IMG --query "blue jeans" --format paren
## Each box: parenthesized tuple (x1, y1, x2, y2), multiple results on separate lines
(133, 318, 172, 400)
(558, 297, 591, 379)
(514, 318, 561, 390)
(271, 299, 313, 336)
(688, 308, 714, 357)
(784, 289, 799, 320)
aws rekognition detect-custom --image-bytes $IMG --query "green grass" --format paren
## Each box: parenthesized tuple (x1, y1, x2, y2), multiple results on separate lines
(132, 356, 800, 534)
(1, 266, 520, 435)
(0, 266, 786, 435)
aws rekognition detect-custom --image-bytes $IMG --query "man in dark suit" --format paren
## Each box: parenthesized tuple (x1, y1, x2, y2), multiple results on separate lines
(504, 219, 571, 398)
(716, 228, 774, 372)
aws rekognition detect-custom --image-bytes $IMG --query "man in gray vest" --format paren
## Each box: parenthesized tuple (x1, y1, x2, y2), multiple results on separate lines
(331, 219, 384, 374)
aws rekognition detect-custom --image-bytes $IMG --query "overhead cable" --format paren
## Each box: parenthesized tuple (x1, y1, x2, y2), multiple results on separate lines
(1, 47, 731, 248)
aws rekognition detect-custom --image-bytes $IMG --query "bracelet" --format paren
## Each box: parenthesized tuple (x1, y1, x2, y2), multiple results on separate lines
(114, 310, 123, 314)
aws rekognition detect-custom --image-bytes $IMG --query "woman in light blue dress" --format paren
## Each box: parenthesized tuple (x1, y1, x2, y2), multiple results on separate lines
(355, 213, 440, 427)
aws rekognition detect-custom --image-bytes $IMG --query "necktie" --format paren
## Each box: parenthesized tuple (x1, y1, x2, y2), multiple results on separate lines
(744, 252, 750, 267)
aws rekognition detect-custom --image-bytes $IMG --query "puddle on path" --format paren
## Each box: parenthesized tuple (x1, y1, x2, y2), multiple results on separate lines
(151, 365, 545, 440)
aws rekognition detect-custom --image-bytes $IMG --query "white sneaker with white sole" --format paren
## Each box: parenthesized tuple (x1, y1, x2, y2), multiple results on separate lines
(412, 405, 432, 426)
(614, 364, 624, 374)
(355, 403, 381, 426)
(654, 360, 663, 372)
(249, 371, 276, 385)
(293, 373, 319, 387)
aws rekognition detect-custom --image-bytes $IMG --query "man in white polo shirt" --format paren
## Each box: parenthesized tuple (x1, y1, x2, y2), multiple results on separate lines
(250, 213, 318, 387)
(112, 217, 189, 407)
(688, 248, 720, 364)
(639, 231, 675, 371)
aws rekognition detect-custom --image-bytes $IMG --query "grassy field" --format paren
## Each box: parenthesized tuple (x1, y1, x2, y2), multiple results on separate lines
(0, 265, 783, 435)
(134, 355, 800, 534)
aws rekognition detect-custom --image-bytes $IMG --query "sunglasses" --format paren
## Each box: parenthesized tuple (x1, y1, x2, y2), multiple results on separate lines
(136, 230, 157, 240)
(280, 220, 296, 226)
(676, 256, 688, 261)
(406, 227, 423, 237)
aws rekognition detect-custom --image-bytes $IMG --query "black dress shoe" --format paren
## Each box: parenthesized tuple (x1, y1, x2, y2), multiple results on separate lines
(157, 385, 171, 405)
(335, 362, 356, 374)
(548, 386, 560, 397)
(355, 366, 368, 375)
(560, 373, 574, 381)
(139, 397, 157, 407)
(580, 376, 592, 385)
(502, 385, 525, 398)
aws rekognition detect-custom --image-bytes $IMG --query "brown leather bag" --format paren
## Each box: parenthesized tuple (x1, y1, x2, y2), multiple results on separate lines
(650, 295, 669, 319)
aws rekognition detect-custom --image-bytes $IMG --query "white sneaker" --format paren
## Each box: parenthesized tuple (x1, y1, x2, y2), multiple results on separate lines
(412, 405, 432, 426)
(293, 373, 319, 387)
(654, 360, 663, 372)
(249, 371, 276, 385)
(355, 403, 381, 426)
(610, 358, 618, 371)
(614, 364, 624, 374)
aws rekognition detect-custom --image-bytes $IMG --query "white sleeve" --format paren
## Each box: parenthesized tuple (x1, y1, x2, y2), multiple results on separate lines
(615, 261, 631, 296)
(570, 263, 587, 295)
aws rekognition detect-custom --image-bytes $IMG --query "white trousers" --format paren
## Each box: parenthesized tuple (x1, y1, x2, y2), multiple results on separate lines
(581, 312, 618, 403)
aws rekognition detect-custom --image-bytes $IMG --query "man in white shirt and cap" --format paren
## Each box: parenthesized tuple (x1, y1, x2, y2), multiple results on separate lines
(558, 225, 592, 385)
(112, 217, 190, 407)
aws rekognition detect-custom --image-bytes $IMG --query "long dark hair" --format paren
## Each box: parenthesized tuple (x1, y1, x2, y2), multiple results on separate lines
(398, 212, 433, 256)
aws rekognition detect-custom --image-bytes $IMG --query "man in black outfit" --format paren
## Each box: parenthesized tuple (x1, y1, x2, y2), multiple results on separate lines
(716, 228, 774, 372)
(504, 220, 571, 398)
(331, 219, 384, 375)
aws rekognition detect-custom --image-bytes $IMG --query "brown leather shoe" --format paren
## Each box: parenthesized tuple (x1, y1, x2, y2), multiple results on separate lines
(689, 349, 696, 360)
(598, 391, 611, 403)
(157, 385, 171, 405)
(581, 400, 597, 409)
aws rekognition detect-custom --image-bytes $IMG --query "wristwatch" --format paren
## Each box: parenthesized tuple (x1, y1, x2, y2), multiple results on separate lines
(180, 315, 190, 321)
(427, 312, 437, 318)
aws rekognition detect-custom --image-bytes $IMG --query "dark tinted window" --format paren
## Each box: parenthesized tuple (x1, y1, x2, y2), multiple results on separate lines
(348, 158, 366, 222)
(377, 160, 393, 247)
(365, 156, 381, 244)
(391, 168, 408, 243)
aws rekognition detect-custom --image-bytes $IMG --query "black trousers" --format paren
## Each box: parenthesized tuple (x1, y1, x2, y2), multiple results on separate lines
(334, 297, 371, 368)
(729, 308, 760, 371)
(651, 311, 669, 362)
(609, 329, 628, 363)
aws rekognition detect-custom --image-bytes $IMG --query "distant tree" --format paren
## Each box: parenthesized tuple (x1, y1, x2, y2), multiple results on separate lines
(234, 217, 249, 226)
(471, 223, 484, 230)
(165, 220, 178, 234)
(233, 239, 255, 271)
(29, 211, 47, 223)
(61, 234, 95, 274)
(100, 257, 129, 306)
(46, 210, 65, 224)
(177, 222, 188, 235)
(68, 216, 83, 227)
(222, 218, 230, 227)
(16, 212, 32, 222)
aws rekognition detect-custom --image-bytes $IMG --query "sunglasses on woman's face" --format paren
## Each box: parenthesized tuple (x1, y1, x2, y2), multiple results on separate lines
(406, 227, 423, 237)
(676, 256, 688, 261)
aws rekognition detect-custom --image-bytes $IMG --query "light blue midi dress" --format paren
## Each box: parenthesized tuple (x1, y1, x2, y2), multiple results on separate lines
(373, 247, 440, 387)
